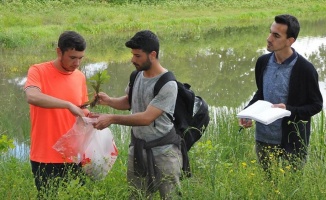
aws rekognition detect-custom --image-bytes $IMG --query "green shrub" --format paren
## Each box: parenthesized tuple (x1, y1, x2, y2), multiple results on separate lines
(0, 134, 14, 154)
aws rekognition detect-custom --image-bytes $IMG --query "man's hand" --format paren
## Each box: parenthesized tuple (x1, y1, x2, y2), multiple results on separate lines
(96, 92, 111, 105)
(239, 118, 253, 128)
(272, 103, 286, 109)
(93, 114, 113, 130)
(67, 103, 86, 118)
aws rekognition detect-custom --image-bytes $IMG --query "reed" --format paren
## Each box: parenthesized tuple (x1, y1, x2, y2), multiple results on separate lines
(1, 106, 326, 199)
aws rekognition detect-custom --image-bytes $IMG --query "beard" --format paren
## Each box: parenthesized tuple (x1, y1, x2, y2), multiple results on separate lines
(133, 56, 152, 71)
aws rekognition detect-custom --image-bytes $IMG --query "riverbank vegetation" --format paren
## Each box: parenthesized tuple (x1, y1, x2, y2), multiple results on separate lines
(1, 0, 326, 71)
(1, 107, 326, 199)
(1, 0, 326, 199)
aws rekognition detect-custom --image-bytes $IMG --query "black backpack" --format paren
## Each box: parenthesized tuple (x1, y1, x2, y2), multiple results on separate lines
(128, 70, 210, 151)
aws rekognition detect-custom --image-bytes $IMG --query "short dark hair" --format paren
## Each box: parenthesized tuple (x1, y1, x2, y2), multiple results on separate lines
(275, 14, 300, 40)
(125, 30, 160, 58)
(58, 31, 86, 53)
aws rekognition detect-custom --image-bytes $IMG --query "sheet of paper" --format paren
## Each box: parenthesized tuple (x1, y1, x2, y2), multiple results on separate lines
(237, 100, 291, 125)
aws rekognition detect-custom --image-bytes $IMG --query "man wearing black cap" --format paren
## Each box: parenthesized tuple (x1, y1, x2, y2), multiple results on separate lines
(93, 30, 182, 199)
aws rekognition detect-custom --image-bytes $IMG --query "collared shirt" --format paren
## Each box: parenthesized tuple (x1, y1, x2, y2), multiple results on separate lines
(255, 49, 298, 144)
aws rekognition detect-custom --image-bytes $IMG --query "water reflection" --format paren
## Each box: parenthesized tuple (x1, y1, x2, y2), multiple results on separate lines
(9, 36, 326, 105)
(293, 37, 326, 58)
(6, 140, 29, 160)
(3, 34, 326, 159)
(82, 62, 108, 78)
(8, 77, 26, 87)
(8, 62, 109, 87)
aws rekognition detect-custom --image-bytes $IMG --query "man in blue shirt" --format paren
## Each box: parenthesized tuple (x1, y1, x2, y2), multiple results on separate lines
(239, 14, 323, 172)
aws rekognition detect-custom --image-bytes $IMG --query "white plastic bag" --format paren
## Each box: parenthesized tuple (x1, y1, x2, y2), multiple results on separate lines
(53, 116, 96, 163)
(53, 116, 118, 180)
(81, 128, 118, 180)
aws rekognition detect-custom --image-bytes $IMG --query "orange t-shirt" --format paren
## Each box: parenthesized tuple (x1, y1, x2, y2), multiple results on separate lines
(24, 61, 89, 163)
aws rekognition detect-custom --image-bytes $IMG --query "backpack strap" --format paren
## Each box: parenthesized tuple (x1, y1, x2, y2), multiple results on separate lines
(154, 71, 177, 121)
(128, 70, 176, 114)
(128, 70, 141, 108)
(154, 71, 176, 96)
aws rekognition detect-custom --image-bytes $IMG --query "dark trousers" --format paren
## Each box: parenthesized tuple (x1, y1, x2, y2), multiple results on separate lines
(255, 140, 284, 172)
(255, 140, 307, 173)
(31, 160, 85, 197)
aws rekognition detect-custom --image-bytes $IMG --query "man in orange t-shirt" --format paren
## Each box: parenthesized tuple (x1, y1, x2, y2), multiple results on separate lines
(24, 31, 89, 196)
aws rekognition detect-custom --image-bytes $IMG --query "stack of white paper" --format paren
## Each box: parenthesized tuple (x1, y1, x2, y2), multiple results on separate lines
(237, 100, 291, 125)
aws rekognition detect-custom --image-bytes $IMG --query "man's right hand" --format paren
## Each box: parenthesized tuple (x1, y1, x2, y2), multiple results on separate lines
(96, 92, 111, 105)
(239, 118, 253, 128)
(68, 103, 85, 118)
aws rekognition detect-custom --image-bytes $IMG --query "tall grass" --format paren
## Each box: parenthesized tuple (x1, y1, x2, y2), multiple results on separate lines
(186, 108, 326, 199)
(1, 106, 326, 199)
(1, 1, 326, 199)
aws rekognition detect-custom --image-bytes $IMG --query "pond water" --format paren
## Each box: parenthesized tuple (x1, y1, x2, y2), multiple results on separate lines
(2, 20, 326, 159)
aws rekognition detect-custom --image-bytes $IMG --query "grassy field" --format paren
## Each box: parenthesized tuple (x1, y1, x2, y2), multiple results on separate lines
(1, 107, 326, 199)
(1, 0, 326, 70)
(1, 0, 326, 199)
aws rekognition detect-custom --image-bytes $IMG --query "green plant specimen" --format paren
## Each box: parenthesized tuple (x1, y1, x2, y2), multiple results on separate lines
(87, 70, 110, 108)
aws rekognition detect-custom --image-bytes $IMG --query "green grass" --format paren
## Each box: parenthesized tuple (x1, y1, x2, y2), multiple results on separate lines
(1, 106, 326, 199)
(1, 0, 326, 72)
(1, 1, 326, 199)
